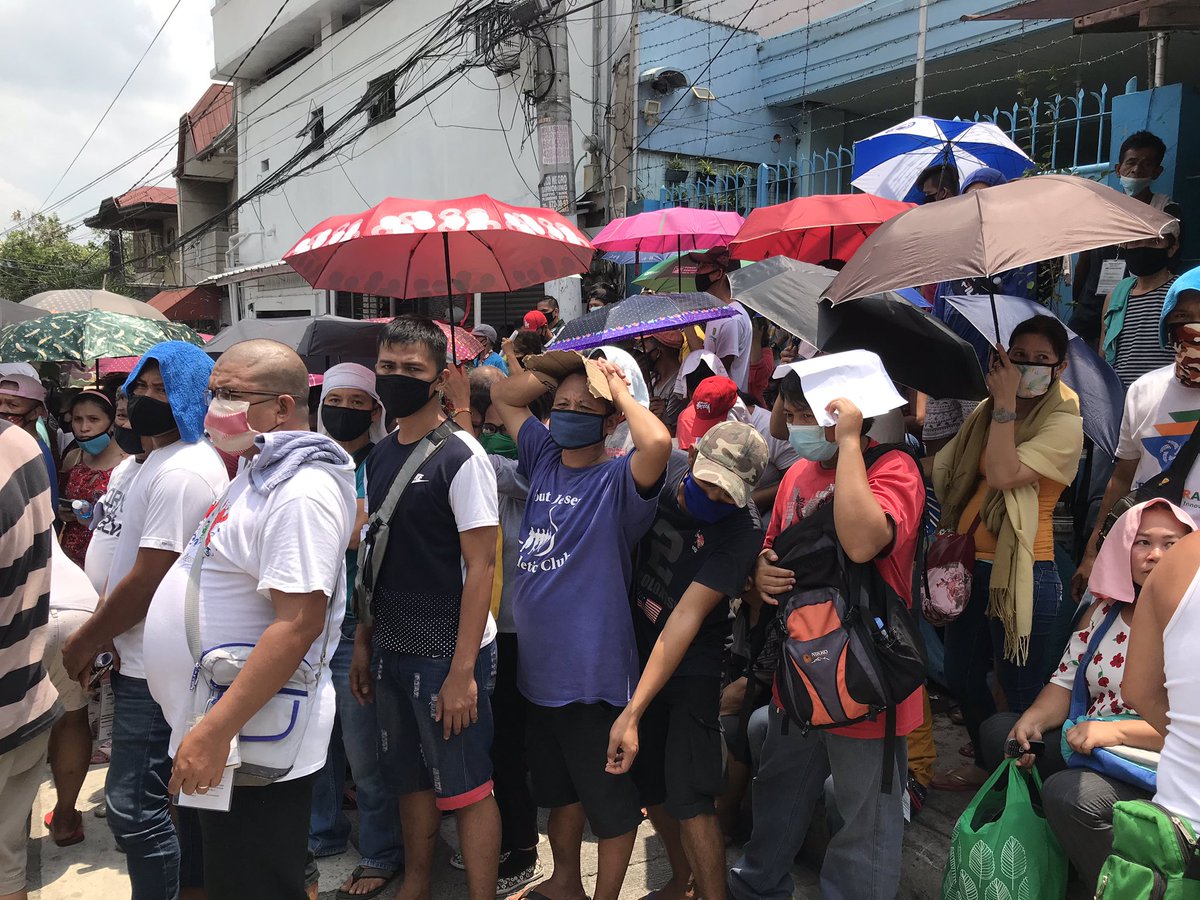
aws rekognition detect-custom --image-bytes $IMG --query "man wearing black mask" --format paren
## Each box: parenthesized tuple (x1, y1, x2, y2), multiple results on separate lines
(1100, 231, 1181, 388)
(685, 247, 751, 393)
(349, 316, 501, 900)
(62, 341, 227, 900)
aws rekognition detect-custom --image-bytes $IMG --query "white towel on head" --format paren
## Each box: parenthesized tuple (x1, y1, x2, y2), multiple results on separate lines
(317, 363, 389, 443)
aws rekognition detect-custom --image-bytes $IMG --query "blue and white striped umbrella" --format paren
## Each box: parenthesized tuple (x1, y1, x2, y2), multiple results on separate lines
(851, 116, 1035, 203)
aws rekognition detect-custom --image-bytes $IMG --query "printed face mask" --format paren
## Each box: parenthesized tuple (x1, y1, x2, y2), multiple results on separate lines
(1014, 362, 1056, 399)
(787, 423, 837, 462)
(548, 409, 607, 449)
(322, 405, 374, 442)
(204, 396, 276, 454)
(375, 373, 436, 420)
(1119, 175, 1153, 196)
(683, 472, 737, 523)
(126, 394, 177, 437)
(1173, 323, 1200, 388)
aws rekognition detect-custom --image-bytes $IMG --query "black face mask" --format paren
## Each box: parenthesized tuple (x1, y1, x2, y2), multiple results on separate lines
(686, 362, 716, 397)
(694, 272, 716, 293)
(126, 393, 177, 437)
(1123, 246, 1170, 277)
(323, 405, 374, 442)
(376, 374, 437, 420)
(114, 425, 144, 455)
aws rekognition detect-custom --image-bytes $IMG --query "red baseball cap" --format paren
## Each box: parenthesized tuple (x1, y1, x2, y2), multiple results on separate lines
(677, 376, 738, 450)
(523, 310, 548, 330)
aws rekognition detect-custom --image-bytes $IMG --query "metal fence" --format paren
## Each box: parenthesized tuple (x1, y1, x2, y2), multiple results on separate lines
(657, 80, 1126, 214)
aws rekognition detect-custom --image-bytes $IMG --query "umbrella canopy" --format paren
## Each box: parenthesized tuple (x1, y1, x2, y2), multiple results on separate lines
(205, 315, 483, 366)
(591, 208, 744, 255)
(23, 288, 169, 321)
(823, 175, 1179, 308)
(850, 116, 1036, 203)
(547, 292, 738, 352)
(729, 194, 914, 263)
(1, 297, 48, 326)
(282, 194, 594, 298)
(728, 256, 986, 399)
(632, 252, 747, 293)
(943, 293, 1123, 457)
(0, 310, 203, 364)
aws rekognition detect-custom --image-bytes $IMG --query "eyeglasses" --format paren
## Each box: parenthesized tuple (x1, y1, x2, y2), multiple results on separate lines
(481, 422, 507, 436)
(205, 388, 282, 405)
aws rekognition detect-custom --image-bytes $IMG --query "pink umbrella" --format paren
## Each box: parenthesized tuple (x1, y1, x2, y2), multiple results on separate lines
(591, 208, 744, 255)
(364, 317, 484, 362)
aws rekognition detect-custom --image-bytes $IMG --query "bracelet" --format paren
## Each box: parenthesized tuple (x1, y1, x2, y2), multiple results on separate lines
(992, 407, 1017, 423)
(451, 407, 471, 417)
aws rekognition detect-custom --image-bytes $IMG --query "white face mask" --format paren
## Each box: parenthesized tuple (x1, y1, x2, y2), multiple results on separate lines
(1120, 175, 1153, 196)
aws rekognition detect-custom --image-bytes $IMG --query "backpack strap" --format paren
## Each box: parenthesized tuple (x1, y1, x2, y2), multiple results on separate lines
(352, 419, 459, 625)
(1067, 602, 1124, 722)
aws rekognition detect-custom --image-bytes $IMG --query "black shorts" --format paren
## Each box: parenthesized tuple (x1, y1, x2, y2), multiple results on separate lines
(631, 676, 725, 820)
(526, 701, 643, 840)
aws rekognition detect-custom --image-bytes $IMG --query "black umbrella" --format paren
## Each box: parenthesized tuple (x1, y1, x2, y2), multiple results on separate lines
(817, 295, 987, 400)
(548, 292, 738, 352)
(205, 315, 381, 372)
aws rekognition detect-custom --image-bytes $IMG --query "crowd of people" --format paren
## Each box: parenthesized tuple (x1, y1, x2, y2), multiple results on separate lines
(0, 127, 1197, 900)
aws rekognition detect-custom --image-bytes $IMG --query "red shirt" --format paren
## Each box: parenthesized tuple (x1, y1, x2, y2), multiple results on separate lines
(765, 442, 926, 739)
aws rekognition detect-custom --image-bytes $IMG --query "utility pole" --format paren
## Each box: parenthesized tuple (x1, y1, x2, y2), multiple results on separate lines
(914, 0, 929, 115)
(533, 2, 576, 217)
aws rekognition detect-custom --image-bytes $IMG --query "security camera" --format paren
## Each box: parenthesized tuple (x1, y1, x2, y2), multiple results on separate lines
(639, 67, 688, 94)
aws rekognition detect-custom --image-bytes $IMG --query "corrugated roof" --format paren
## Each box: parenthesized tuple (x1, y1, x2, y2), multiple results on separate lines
(187, 85, 234, 157)
(114, 186, 177, 208)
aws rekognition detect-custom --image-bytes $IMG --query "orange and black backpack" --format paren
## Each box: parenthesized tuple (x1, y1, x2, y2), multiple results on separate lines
(771, 443, 927, 792)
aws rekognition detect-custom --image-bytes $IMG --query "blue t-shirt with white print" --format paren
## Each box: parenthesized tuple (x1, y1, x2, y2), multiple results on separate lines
(513, 417, 659, 707)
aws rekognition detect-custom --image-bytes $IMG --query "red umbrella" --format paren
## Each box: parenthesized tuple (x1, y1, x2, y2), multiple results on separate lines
(364, 317, 484, 362)
(729, 194, 914, 264)
(283, 194, 593, 298)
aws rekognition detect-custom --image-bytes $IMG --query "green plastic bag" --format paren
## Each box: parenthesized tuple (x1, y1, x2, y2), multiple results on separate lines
(1095, 800, 1200, 899)
(942, 759, 1068, 900)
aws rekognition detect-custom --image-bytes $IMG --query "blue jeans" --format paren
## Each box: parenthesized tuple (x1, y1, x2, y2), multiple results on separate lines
(106, 673, 196, 900)
(309, 619, 403, 871)
(943, 559, 1063, 767)
(729, 705, 908, 900)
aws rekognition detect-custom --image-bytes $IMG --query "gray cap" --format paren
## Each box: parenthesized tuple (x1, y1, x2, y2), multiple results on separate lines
(472, 323, 498, 345)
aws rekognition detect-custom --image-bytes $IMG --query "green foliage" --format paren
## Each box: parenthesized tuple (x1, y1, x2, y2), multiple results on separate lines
(0, 212, 126, 301)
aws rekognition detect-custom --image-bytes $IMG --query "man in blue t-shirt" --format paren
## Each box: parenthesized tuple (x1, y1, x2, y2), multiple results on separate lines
(490, 350, 672, 900)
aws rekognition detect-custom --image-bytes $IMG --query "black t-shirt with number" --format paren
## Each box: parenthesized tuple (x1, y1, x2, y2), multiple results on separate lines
(632, 452, 764, 677)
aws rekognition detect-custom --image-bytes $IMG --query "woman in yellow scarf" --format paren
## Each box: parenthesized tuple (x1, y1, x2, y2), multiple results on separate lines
(930, 315, 1084, 792)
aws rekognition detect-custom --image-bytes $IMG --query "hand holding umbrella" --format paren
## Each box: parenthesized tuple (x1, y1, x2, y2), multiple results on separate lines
(985, 344, 1022, 409)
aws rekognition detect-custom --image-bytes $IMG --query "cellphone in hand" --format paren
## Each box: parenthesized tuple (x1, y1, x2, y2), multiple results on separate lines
(1004, 738, 1045, 758)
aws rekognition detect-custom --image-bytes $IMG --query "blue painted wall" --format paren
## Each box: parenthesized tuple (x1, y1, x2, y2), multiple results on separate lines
(758, 0, 1059, 105)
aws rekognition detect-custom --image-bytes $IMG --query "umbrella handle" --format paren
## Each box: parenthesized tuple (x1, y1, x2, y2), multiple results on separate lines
(988, 288, 1002, 347)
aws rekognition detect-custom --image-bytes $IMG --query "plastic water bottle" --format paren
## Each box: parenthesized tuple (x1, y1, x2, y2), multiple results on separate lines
(72, 500, 92, 522)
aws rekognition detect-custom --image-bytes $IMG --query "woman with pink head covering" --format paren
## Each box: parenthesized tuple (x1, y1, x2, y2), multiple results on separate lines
(976, 499, 1192, 891)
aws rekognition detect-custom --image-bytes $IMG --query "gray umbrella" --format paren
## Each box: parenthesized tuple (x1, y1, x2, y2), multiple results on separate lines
(1, 297, 48, 326)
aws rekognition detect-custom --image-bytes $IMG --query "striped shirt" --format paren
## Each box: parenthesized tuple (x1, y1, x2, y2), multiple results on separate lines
(0, 422, 60, 755)
(1114, 278, 1178, 388)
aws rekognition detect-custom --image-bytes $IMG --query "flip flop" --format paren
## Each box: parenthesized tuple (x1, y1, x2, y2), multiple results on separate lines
(43, 811, 85, 847)
(335, 865, 399, 900)
(506, 887, 556, 900)
(931, 767, 988, 793)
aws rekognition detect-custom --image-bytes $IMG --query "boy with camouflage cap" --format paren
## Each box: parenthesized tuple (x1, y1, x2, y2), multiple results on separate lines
(607, 420, 768, 900)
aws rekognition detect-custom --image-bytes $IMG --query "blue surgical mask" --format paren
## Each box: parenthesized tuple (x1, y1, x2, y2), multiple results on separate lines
(548, 409, 607, 450)
(787, 423, 837, 462)
(1119, 175, 1153, 196)
(682, 472, 737, 523)
(78, 433, 112, 455)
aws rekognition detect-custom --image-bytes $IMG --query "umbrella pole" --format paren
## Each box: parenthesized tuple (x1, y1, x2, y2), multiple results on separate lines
(987, 288, 1002, 347)
(677, 235, 682, 292)
(443, 232, 457, 365)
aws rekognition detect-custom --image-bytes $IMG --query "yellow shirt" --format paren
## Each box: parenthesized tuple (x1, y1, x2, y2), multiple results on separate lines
(957, 451, 1066, 562)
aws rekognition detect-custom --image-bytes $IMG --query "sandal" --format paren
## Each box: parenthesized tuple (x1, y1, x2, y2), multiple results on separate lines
(335, 865, 399, 900)
(931, 765, 989, 793)
(44, 810, 85, 847)
(958, 740, 976, 759)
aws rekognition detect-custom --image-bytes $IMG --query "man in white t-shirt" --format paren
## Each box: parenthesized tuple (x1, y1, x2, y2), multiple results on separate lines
(62, 341, 227, 900)
(686, 247, 752, 392)
(141, 340, 355, 899)
(1074, 278, 1200, 599)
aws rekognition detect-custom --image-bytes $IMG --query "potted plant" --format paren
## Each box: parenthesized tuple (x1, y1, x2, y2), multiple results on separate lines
(695, 158, 717, 181)
(664, 155, 689, 184)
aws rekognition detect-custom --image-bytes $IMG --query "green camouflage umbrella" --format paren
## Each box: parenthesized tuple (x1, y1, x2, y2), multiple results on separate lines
(0, 309, 204, 364)
(632, 251, 747, 293)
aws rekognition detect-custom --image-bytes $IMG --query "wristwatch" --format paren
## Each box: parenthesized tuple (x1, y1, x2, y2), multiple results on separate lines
(992, 407, 1017, 423)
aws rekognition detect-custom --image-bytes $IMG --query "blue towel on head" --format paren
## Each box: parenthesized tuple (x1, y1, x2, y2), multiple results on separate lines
(1160, 267, 1200, 349)
(123, 341, 214, 444)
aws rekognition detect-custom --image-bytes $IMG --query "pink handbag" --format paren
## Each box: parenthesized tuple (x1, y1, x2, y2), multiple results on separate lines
(922, 514, 981, 626)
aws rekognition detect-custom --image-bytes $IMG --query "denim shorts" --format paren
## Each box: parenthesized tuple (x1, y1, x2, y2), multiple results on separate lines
(375, 641, 497, 811)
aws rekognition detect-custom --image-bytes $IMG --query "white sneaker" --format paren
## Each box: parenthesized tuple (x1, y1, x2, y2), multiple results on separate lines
(495, 860, 544, 896)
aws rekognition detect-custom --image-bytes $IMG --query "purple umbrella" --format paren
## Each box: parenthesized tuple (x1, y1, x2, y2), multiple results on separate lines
(548, 292, 738, 352)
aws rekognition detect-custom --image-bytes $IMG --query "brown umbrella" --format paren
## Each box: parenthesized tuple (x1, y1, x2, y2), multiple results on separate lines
(23, 288, 169, 321)
(821, 174, 1179, 338)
